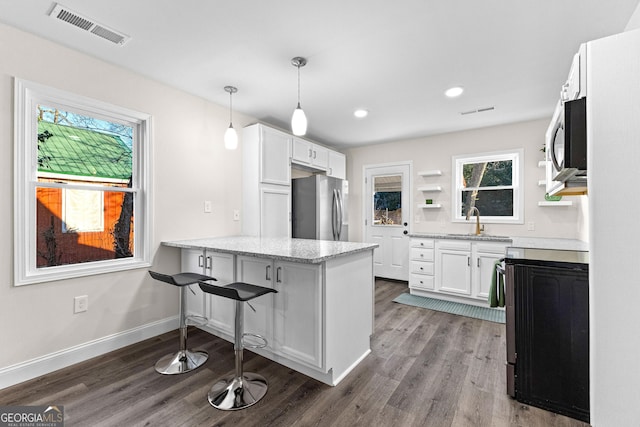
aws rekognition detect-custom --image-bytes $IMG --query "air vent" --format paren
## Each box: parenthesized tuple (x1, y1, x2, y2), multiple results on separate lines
(460, 106, 495, 115)
(49, 3, 131, 46)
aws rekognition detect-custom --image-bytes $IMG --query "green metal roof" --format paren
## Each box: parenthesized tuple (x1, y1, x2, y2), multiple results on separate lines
(37, 121, 132, 180)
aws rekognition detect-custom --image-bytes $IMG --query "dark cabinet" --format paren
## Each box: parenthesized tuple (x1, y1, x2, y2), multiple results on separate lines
(505, 250, 589, 423)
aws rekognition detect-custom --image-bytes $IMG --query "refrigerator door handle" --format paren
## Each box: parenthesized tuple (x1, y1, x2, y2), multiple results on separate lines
(331, 188, 340, 240)
(336, 189, 344, 240)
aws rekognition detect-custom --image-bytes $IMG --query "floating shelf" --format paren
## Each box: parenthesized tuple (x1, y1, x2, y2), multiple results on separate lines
(417, 185, 442, 192)
(418, 203, 442, 209)
(417, 170, 442, 177)
(538, 201, 573, 207)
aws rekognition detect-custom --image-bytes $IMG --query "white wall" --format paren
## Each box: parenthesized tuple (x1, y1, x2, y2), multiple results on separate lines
(625, 1, 640, 30)
(345, 119, 586, 242)
(0, 23, 253, 381)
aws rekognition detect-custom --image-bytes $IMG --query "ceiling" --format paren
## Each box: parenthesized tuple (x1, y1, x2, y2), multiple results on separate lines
(1, 1, 638, 149)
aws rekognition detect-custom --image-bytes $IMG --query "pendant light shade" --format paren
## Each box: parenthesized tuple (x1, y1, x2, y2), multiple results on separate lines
(224, 85, 238, 150)
(291, 57, 308, 136)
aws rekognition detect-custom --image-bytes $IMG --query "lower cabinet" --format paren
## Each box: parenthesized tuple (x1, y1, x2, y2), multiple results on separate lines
(411, 237, 507, 306)
(183, 250, 323, 369)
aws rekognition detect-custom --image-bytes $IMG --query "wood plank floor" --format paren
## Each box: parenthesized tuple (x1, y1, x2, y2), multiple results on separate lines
(0, 279, 590, 427)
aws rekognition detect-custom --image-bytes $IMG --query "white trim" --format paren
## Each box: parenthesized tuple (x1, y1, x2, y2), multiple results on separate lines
(0, 317, 178, 390)
(13, 78, 153, 286)
(451, 149, 524, 224)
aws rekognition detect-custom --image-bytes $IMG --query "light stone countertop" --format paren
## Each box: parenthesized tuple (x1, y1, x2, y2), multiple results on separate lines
(408, 232, 513, 243)
(408, 233, 588, 251)
(162, 236, 379, 264)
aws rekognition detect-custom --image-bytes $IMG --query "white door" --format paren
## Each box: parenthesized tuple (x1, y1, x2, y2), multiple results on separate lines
(364, 163, 411, 281)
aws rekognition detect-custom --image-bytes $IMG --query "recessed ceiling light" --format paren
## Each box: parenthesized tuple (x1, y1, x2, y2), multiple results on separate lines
(445, 86, 464, 98)
(354, 109, 369, 118)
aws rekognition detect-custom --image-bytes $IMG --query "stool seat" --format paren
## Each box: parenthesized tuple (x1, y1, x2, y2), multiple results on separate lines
(148, 270, 216, 375)
(198, 281, 277, 411)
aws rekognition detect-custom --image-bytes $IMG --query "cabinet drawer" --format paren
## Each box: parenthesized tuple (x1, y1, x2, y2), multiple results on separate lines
(437, 239, 472, 251)
(409, 273, 434, 290)
(410, 247, 434, 261)
(411, 238, 435, 249)
(410, 261, 434, 275)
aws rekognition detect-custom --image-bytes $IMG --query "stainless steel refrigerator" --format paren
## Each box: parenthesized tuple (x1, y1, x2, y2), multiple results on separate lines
(291, 175, 348, 241)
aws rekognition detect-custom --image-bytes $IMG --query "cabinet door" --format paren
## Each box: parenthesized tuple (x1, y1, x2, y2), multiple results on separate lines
(237, 256, 274, 347)
(260, 186, 291, 238)
(310, 144, 328, 169)
(206, 251, 235, 336)
(260, 126, 291, 186)
(327, 151, 346, 179)
(291, 137, 311, 165)
(181, 248, 207, 319)
(437, 249, 471, 295)
(474, 251, 503, 299)
(273, 261, 323, 368)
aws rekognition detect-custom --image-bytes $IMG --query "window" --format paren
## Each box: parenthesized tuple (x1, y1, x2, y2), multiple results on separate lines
(373, 174, 403, 226)
(452, 150, 523, 224)
(14, 79, 151, 285)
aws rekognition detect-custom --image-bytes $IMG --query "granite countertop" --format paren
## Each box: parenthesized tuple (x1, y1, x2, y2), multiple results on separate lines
(162, 236, 379, 264)
(408, 232, 512, 243)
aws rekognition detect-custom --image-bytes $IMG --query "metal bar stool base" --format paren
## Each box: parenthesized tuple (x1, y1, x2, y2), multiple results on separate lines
(207, 372, 268, 410)
(155, 349, 208, 375)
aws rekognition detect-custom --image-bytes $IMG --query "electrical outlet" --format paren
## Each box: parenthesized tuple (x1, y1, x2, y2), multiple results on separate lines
(233, 210, 240, 221)
(527, 221, 535, 231)
(204, 201, 212, 213)
(74, 295, 88, 313)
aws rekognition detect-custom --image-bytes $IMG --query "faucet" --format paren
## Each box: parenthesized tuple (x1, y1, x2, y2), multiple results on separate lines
(466, 206, 482, 235)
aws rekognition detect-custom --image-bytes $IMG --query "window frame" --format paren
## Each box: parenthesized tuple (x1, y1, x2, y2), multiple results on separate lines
(451, 149, 524, 224)
(14, 78, 152, 286)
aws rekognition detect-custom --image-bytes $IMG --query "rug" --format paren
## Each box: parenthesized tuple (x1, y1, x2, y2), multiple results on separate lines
(392, 292, 505, 324)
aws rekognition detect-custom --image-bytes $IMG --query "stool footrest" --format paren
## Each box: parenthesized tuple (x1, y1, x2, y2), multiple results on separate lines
(242, 333, 268, 349)
(186, 314, 208, 327)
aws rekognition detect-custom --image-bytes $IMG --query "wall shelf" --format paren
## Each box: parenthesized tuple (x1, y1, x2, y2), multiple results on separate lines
(417, 170, 442, 177)
(538, 201, 573, 207)
(418, 203, 442, 209)
(417, 185, 442, 192)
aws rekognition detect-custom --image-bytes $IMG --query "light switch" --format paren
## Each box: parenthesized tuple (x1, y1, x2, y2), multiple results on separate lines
(527, 221, 535, 231)
(204, 201, 212, 213)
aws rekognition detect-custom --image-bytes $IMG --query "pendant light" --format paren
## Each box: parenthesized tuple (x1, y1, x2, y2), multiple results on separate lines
(291, 57, 308, 136)
(223, 85, 238, 150)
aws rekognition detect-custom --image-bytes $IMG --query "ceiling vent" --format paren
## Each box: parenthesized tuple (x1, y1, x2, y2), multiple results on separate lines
(48, 3, 131, 46)
(460, 106, 495, 115)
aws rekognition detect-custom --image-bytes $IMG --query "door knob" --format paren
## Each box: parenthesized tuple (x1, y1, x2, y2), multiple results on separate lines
(403, 230, 408, 235)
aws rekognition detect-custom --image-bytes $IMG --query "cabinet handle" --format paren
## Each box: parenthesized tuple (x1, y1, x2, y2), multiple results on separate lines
(198, 255, 204, 268)
(266, 265, 271, 281)
(420, 242, 424, 246)
(206, 256, 212, 270)
(477, 258, 480, 268)
(420, 253, 424, 258)
(467, 256, 470, 267)
(329, 167, 333, 175)
(313, 150, 317, 159)
(276, 266, 282, 283)
(308, 148, 313, 158)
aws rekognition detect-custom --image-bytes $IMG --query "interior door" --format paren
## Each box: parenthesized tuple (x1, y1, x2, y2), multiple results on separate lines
(364, 163, 410, 280)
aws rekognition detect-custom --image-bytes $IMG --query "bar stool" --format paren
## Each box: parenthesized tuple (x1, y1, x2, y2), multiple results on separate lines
(148, 271, 217, 375)
(198, 281, 277, 410)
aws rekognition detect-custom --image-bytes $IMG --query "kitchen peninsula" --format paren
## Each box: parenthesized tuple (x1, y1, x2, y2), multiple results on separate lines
(162, 236, 378, 386)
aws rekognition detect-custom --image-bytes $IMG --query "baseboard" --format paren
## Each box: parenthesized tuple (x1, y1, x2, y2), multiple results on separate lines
(0, 316, 179, 390)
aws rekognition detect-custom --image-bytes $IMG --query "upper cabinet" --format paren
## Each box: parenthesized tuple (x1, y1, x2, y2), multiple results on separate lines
(291, 137, 329, 170)
(327, 151, 346, 180)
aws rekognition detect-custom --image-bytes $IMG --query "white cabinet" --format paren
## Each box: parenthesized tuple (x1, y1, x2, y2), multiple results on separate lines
(236, 255, 323, 369)
(181, 249, 235, 336)
(436, 240, 472, 296)
(273, 261, 323, 369)
(412, 238, 507, 306)
(327, 150, 346, 179)
(291, 137, 328, 170)
(243, 124, 291, 237)
(409, 238, 435, 291)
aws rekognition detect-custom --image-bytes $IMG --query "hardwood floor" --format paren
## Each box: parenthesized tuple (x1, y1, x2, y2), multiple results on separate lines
(0, 279, 589, 427)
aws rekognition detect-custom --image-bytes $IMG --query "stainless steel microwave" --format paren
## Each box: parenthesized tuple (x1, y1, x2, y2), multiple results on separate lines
(545, 97, 587, 195)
